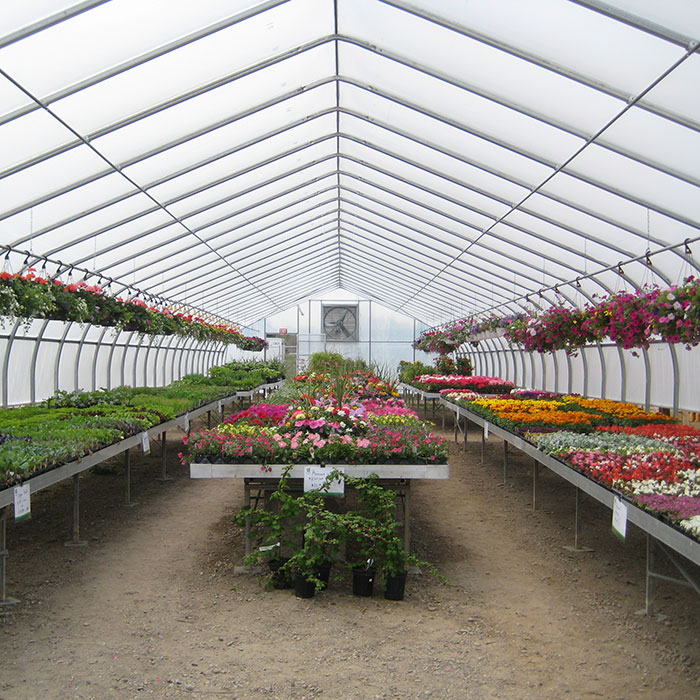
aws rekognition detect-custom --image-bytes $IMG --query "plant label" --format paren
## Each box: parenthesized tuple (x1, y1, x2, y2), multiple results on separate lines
(14, 483, 31, 520)
(141, 432, 150, 454)
(612, 496, 627, 540)
(259, 542, 280, 552)
(484, 422, 489, 439)
(304, 466, 344, 496)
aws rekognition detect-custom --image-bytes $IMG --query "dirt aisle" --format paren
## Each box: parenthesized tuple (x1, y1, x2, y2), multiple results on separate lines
(1, 424, 699, 700)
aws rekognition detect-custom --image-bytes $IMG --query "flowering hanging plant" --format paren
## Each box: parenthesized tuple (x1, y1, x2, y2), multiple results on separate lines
(651, 278, 700, 347)
(412, 329, 461, 354)
(583, 289, 659, 350)
(413, 277, 700, 355)
(0, 269, 266, 350)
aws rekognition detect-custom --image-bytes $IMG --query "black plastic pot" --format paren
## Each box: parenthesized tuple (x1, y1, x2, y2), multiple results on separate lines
(268, 558, 292, 590)
(293, 572, 316, 599)
(384, 571, 407, 601)
(352, 566, 376, 597)
(315, 561, 332, 591)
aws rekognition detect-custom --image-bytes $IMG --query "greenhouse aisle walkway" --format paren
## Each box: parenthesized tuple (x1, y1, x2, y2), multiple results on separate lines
(0, 429, 698, 700)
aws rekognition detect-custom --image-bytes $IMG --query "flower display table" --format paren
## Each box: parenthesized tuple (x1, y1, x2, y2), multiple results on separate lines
(439, 396, 700, 613)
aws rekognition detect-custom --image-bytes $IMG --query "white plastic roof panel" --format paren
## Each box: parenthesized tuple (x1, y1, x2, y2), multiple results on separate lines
(0, 0, 698, 327)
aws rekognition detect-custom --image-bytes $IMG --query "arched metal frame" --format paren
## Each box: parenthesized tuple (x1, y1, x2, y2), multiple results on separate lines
(0, 0, 697, 330)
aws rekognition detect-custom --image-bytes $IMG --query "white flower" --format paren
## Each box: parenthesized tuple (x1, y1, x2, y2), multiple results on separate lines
(680, 515, 700, 538)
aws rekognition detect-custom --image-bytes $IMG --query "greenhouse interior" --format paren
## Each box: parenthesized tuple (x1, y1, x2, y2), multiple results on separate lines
(1, 1, 700, 697)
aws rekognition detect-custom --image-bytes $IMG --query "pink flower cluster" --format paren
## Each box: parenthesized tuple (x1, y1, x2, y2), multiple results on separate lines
(414, 375, 515, 394)
(224, 403, 288, 427)
(361, 398, 418, 418)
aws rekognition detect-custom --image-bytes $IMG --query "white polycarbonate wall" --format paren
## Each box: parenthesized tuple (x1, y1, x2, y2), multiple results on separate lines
(0, 0, 699, 405)
(0, 319, 225, 406)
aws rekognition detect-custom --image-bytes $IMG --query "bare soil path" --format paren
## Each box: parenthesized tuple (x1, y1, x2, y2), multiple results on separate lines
(1, 417, 699, 700)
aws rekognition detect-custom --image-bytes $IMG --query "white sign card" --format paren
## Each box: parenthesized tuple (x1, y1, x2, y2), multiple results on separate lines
(183, 413, 190, 431)
(141, 432, 150, 453)
(218, 400, 223, 413)
(484, 422, 489, 439)
(612, 496, 628, 540)
(304, 466, 344, 496)
(14, 483, 31, 520)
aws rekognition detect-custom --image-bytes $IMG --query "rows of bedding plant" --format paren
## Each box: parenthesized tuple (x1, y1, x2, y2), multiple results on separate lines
(439, 385, 700, 541)
(0, 360, 284, 490)
(185, 360, 448, 467)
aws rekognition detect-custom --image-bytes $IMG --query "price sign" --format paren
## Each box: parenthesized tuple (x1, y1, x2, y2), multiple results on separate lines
(612, 496, 628, 540)
(141, 432, 150, 454)
(304, 466, 344, 496)
(218, 400, 223, 413)
(183, 413, 190, 432)
(14, 483, 31, 520)
(484, 422, 489, 439)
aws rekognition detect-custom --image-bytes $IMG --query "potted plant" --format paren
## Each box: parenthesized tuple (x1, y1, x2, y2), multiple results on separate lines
(340, 471, 444, 600)
(231, 467, 304, 590)
(283, 490, 348, 597)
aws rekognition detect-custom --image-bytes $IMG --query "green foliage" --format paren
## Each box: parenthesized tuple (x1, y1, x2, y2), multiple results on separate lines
(398, 360, 435, 383)
(232, 468, 443, 592)
(0, 359, 285, 488)
(307, 352, 367, 376)
(265, 383, 307, 405)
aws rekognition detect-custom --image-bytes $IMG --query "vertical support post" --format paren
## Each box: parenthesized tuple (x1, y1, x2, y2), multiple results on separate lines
(463, 417, 468, 451)
(532, 459, 539, 511)
(124, 448, 135, 506)
(403, 483, 411, 554)
(575, 487, 582, 550)
(646, 534, 655, 616)
(480, 428, 485, 465)
(0, 507, 19, 605)
(65, 474, 87, 546)
(368, 300, 372, 367)
(502, 440, 508, 484)
(207, 410, 211, 429)
(244, 479, 252, 557)
(158, 431, 171, 482)
(564, 488, 594, 552)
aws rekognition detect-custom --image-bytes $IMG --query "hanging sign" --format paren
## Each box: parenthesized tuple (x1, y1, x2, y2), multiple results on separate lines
(183, 413, 190, 431)
(14, 483, 31, 520)
(304, 466, 344, 496)
(141, 432, 150, 454)
(612, 496, 628, 540)
(218, 400, 224, 413)
(483, 422, 490, 439)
